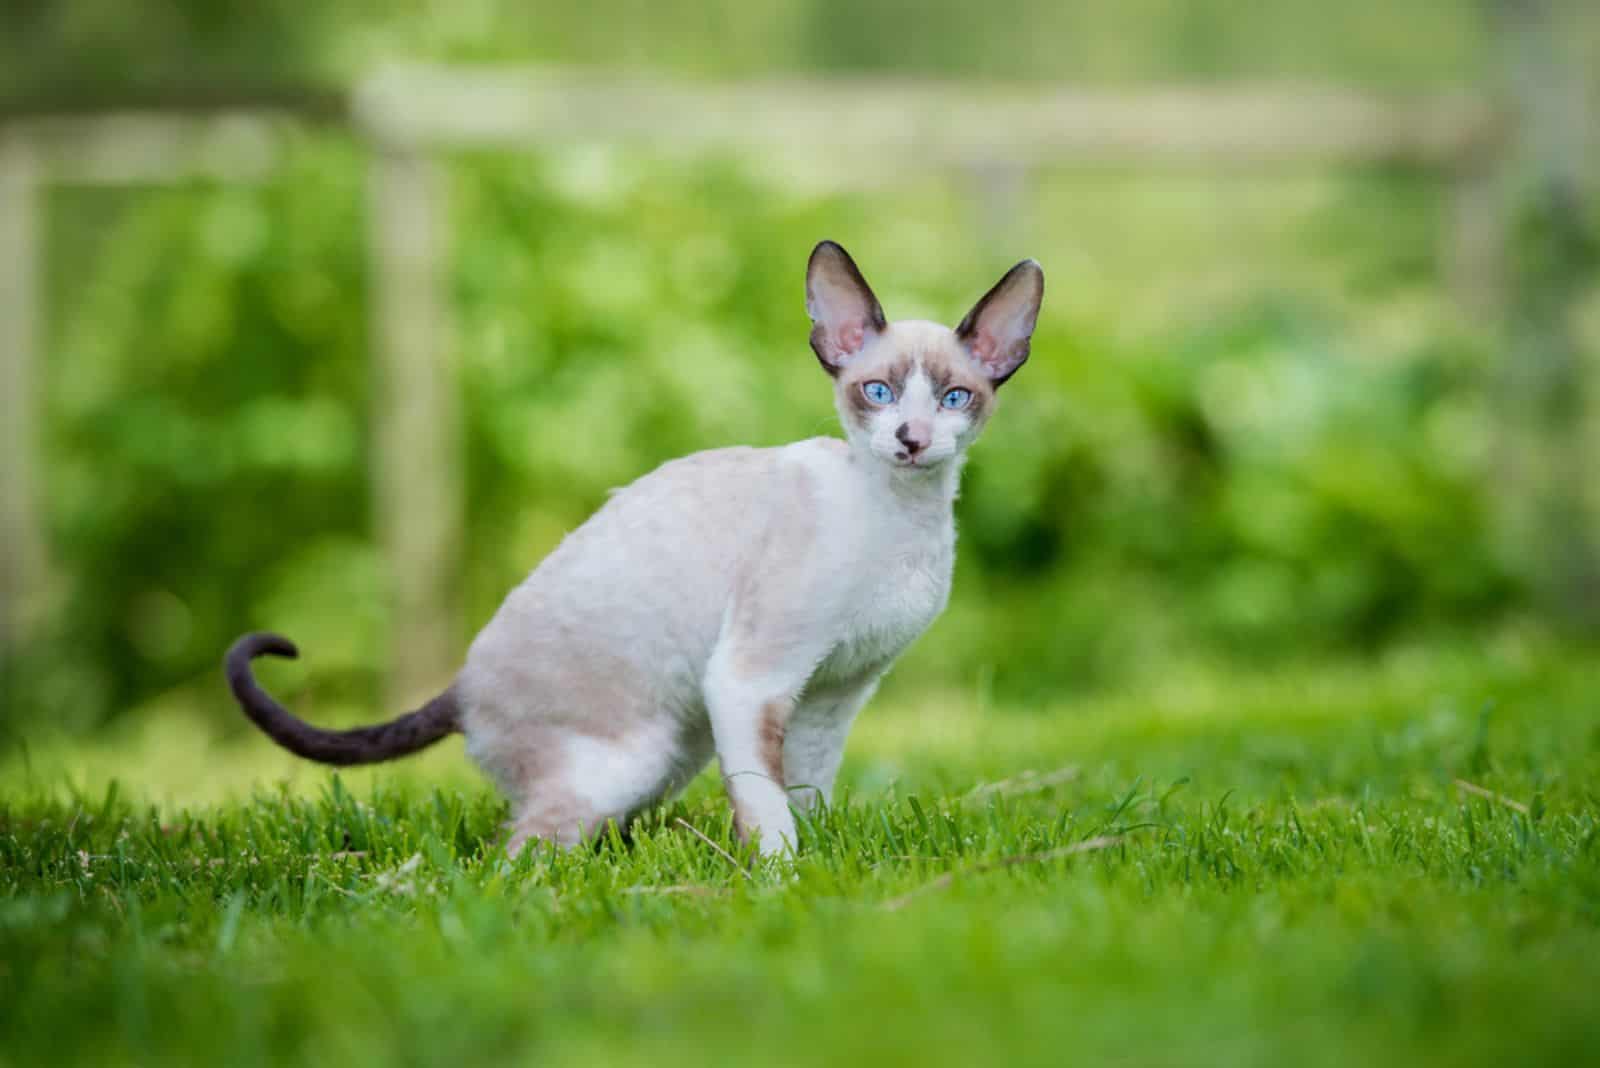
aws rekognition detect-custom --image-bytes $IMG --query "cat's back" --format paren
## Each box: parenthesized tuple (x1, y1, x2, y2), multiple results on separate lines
(572, 437, 849, 563)
(464, 441, 832, 686)
(588, 442, 792, 557)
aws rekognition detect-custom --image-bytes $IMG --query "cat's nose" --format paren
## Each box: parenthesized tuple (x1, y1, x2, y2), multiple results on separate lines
(895, 420, 931, 455)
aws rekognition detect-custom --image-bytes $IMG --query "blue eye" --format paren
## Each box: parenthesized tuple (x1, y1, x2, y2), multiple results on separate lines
(862, 381, 895, 406)
(941, 388, 972, 410)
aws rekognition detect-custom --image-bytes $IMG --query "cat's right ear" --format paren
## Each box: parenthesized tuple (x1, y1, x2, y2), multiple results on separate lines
(806, 241, 887, 375)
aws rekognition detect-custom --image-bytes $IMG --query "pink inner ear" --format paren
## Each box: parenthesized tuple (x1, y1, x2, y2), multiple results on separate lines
(968, 332, 997, 366)
(838, 322, 865, 356)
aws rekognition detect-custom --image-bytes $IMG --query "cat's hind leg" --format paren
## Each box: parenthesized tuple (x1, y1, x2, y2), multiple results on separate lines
(475, 719, 709, 857)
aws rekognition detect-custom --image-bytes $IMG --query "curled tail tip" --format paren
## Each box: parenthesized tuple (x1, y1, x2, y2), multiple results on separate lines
(228, 631, 300, 664)
(223, 627, 456, 765)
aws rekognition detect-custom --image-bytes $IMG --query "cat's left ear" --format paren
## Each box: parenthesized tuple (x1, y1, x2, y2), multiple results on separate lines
(956, 259, 1044, 387)
(806, 241, 887, 375)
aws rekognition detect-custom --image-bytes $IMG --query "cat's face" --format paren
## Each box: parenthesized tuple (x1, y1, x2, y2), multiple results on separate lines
(832, 322, 995, 469)
(805, 242, 1043, 471)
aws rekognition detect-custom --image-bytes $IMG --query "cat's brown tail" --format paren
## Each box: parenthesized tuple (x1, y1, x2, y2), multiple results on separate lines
(225, 632, 460, 765)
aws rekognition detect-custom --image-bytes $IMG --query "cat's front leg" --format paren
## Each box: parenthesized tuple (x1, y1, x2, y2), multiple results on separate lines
(783, 677, 880, 813)
(702, 651, 807, 858)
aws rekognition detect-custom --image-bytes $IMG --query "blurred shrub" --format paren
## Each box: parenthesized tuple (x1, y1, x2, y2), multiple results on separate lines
(11, 136, 1518, 727)
(19, 139, 374, 729)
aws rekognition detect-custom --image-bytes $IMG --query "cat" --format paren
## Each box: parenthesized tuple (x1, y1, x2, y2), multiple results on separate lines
(226, 240, 1044, 858)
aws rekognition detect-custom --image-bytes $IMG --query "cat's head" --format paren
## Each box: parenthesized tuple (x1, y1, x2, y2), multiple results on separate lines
(805, 241, 1043, 471)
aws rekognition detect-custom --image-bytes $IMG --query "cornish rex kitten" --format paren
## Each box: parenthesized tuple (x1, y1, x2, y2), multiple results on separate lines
(226, 241, 1044, 857)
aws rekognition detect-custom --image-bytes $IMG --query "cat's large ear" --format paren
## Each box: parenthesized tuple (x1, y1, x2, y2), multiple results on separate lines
(806, 241, 887, 375)
(956, 259, 1044, 387)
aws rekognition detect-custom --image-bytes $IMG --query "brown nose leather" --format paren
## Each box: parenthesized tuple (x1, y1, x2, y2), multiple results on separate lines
(896, 422, 929, 453)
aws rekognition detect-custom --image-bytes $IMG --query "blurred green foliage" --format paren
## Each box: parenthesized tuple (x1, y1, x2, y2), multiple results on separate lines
(7, 0, 1596, 731)
(12, 135, 1520, 727)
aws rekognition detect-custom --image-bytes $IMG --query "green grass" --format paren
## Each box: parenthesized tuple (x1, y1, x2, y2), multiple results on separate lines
(4, 644, 1599, 1067)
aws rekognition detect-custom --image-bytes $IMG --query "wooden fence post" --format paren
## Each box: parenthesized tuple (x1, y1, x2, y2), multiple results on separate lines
(1445, 158, 1510, 322)
(368, 147, 463, 708)
(1493, 0, 1600, 628)
(964, 160, 1031, 259)
(0, 127, 46, 666)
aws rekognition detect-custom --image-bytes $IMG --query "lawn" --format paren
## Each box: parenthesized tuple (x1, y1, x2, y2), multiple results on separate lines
(3, 640, 1598, 1067)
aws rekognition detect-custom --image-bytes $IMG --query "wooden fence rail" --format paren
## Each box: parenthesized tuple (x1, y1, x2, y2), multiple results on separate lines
(354, 69, 1504, 168)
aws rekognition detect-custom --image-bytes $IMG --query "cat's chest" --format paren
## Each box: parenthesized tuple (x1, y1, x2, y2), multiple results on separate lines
(817, 533, 954, 684)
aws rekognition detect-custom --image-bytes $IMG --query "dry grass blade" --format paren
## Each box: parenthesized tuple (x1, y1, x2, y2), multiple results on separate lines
(882, 834, 1124, 911)
(963, 765, 1081, 801)
(1453, 778, 1531, 815)
(674, 817, 753, 880)
(620, 885, 731, 898)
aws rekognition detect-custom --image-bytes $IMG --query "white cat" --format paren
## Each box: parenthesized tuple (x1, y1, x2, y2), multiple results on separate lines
(227, 241, 1044, 857)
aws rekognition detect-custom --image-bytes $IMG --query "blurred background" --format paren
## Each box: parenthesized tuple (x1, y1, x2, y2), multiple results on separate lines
(1, 0, 1597, 747)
